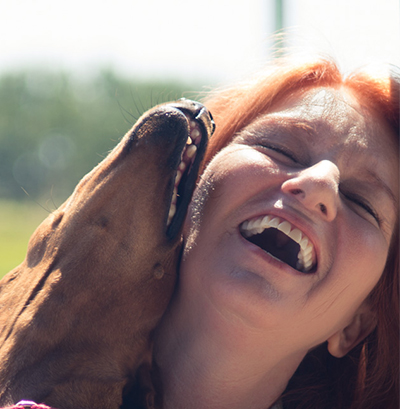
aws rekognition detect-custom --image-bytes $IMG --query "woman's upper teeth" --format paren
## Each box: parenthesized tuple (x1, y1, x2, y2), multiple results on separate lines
(240, 215, 316, 272)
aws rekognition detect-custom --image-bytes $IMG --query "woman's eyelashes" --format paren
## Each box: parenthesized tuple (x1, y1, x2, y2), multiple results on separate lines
(257, 143, 300, 164)
(341, 191, 381, 225)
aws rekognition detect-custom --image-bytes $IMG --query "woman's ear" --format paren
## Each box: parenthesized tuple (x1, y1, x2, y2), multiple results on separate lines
(327, 302, 377, 358)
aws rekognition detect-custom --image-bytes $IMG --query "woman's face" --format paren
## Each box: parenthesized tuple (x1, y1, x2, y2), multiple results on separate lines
(180, 86, 398, 352)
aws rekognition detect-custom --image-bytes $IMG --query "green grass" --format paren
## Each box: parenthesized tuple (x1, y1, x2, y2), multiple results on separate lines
(0, 200, 49, 279)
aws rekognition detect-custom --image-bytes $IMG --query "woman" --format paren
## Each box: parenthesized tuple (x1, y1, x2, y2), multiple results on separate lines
(152, 56, 399, 409)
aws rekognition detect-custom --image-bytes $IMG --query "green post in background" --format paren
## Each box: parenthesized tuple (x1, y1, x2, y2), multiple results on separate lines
(274, 0, 284, 56)
(275, 0, 284, 32)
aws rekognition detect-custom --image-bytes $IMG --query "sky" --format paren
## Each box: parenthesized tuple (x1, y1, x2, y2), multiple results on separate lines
(0, 0, 399, 85)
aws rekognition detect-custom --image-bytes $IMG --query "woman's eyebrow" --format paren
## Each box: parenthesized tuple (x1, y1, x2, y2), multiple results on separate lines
(247, 117, 317, 142)
(261, 116, 317, 135)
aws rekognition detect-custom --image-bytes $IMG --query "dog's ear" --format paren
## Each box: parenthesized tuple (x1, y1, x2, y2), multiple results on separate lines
(327, 301, 376, 358)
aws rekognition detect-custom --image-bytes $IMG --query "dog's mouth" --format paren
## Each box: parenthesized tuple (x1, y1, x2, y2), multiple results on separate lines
(165, 102, 212, 239)
(240, 215, 317, 273)
(167, 117, 202, 225)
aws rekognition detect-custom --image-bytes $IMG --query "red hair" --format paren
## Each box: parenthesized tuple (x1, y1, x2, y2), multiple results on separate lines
(201, 56, 399, 409)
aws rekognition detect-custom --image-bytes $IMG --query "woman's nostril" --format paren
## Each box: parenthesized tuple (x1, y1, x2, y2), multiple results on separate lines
(290, 188, 303, 195)
(319, 203, 327, 214)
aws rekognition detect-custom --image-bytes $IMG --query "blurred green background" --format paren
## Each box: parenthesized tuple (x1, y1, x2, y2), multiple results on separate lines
(0, 69, 201, 278)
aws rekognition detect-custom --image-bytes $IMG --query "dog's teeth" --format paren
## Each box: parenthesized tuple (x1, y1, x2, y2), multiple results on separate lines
(191, 129, 200, 139)
(168, 204, 176, 221)
(186, 144, 197, 159)
(175, 170, 182, 186)
(186, 137, 193, 145)
(190, 120, 197, 129)
(179, 161, 186, 171)
(171, 187, 178, 205)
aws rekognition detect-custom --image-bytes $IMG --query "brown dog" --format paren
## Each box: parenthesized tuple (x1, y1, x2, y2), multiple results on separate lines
(0, 99, 214, 409)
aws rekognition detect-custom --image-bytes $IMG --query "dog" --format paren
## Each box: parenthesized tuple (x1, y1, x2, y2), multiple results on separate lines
(0, 99, 214, 409)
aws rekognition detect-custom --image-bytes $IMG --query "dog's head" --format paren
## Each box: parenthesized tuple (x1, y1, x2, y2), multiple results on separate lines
(0, 100, 214, 398)
(26, 99, 213, 276)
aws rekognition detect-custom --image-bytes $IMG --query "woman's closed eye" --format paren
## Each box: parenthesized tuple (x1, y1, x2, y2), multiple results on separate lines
(257, 143, 299, 164)
(341, 192, 381, 225)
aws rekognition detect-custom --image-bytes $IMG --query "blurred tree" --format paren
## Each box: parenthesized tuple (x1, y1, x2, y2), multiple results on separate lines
(0, 69, 200, 206)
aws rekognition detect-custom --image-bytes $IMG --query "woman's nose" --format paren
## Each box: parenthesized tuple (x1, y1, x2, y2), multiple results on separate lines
(281, 160, 340, 221)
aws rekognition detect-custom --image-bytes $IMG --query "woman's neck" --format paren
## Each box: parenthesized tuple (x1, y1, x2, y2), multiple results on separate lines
(153, 289, 305, 409)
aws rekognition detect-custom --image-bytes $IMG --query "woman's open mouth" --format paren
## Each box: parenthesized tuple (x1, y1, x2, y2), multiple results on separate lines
(239, 215, 317, 273)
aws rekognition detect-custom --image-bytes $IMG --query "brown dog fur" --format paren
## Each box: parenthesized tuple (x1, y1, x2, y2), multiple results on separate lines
(0, 99, 213, 409)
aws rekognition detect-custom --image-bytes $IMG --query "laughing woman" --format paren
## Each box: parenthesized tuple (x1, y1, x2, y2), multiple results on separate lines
(153, 57, 399, 409)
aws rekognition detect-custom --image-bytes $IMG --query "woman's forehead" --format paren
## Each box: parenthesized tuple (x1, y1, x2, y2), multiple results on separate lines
(252, 86, 397, 150)
(273, 87, 368, 129)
